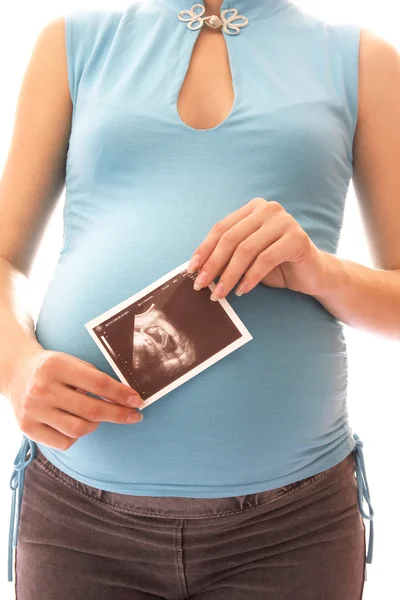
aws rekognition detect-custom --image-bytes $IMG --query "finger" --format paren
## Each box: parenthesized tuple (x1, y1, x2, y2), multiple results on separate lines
(48, 383, 143, 424)
(55, 356, 144, 408)
(67, 357, 134, 404)
(71, 356, 100, 370)
(213, 222, 285, 298)
(239, 234, 292, 294)
(193, 211, 264, 292)
(42, 408, 100, 439)
(43, 404, 142, 438)
(187, 198, 261, 274)
(56, 354, 141, 405)
(27, 422, 78, 451)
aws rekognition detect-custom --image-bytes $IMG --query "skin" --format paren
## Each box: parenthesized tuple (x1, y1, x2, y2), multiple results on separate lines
(189, 10, 400, 340)
(0, 8, 399, 450)
(204, 0, 226, 15)
(0, 18, 145, 450)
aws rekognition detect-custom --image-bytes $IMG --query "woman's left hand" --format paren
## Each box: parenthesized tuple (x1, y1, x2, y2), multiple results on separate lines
(187, 197, 328, 300)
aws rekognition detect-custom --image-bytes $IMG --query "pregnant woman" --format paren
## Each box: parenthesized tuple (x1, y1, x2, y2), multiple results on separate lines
(3, 0, 398, 597)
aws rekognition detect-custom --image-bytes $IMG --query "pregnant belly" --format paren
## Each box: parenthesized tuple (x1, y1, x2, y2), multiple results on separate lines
(34, 233, 349, 489)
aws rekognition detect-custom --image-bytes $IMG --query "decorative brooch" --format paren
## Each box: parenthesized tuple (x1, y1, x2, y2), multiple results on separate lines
(177, 3, 249, 35)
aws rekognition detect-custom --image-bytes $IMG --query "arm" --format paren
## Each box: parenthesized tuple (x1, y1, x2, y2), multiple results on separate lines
(0, 16, 73, 395)
(0, 15, 145, 452)
(313, 28, 400, 340)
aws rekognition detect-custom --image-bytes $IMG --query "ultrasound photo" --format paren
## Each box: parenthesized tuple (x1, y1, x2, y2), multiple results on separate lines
(85, 260, 253, 407)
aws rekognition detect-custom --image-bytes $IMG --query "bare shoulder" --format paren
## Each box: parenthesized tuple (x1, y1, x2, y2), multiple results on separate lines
(35, 15, 67, 56)
(23, 16, 70, 103)
(0, 16, 72, 274)
(358, 27, 400, 118)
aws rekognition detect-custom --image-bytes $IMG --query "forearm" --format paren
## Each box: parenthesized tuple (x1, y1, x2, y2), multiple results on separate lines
(0, 257, 42, 395)
(313, 251, 400, 340)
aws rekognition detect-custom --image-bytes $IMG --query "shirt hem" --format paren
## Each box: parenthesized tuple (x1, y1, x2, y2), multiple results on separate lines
(36, 434, 356, 498)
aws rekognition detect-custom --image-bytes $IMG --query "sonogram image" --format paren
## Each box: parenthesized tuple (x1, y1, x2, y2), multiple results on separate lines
(91, 267, 245, 400)
(131, 302, 197, 386)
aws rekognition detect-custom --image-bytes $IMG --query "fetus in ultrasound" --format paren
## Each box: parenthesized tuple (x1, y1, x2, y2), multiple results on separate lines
(132, 303, 196, 386)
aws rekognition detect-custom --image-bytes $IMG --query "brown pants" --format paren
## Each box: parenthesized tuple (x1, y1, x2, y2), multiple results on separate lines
(15, 448, 366, 599)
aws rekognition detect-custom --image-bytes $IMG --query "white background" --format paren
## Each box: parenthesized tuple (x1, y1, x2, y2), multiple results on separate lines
(0, 1, 399, 598)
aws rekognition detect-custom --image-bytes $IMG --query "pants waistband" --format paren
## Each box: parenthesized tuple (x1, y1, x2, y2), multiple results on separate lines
(33, 446, 353, 518)
(7, 433, 375, 583)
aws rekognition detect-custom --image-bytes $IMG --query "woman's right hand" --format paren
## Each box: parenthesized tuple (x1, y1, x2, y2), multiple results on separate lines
(3, 345, 145, 451)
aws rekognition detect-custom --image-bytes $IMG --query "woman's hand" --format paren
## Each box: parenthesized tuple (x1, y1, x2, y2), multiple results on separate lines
(3, 345, 145, 451)
(187, 197, 328, 300)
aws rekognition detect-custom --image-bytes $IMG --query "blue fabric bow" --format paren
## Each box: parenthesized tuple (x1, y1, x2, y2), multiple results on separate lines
(8, 435, 36, 582)
(352, 433, 374, 566)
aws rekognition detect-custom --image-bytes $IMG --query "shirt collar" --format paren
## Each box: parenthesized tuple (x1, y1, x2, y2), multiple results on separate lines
(153, 0, 293, 23)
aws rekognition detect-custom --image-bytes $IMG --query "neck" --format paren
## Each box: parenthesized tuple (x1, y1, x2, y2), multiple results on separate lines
(203, 0, 224, 14)
(153, 1, 293, 23)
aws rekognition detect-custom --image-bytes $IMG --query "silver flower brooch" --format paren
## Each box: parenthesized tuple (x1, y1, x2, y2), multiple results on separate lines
(177, 3, 249, 35)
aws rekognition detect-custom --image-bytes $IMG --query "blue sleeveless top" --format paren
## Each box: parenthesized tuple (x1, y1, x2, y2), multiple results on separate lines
(7, 0, 374, 581)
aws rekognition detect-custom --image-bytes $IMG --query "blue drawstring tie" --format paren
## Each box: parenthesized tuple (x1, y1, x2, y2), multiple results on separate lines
(7, 433, 374, 582)
(8, 435, 37, 583)
(353, 433, 374, 569)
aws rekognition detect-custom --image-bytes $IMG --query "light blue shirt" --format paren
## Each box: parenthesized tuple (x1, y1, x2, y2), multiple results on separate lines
(7, 0, 374, 581)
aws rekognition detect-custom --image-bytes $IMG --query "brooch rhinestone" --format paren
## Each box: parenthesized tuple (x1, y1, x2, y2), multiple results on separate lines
(177, 3, 248, 35)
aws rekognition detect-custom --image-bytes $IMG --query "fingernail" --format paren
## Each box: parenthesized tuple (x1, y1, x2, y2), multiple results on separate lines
(235, 280, 248, 296)
(193, 270, 207, 290)
(126, 411, 140, 423)
(187, 254, 201, 273)
(210, 281, 224, 301)
(127, 395, 142, 408)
